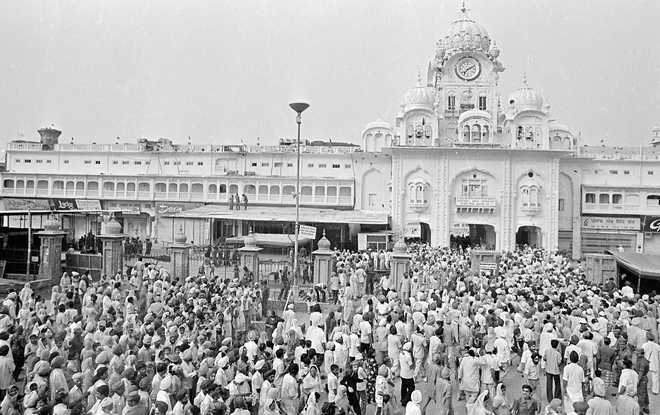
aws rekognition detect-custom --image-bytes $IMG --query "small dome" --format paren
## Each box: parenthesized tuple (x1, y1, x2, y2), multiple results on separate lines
(174, 228, 187, 244)
(403, 78, 435, 109)
(317, 230, 331, 251)
(489, 42, 500, 58)
(43, 216, 61, 232)
(364, 120, 392, 131)
(508, 79, 545, 113)
(548, 120, 573, 134)
(458, 108, 492, 125)
(393, 238, 407, 254)
(104, 218, 122, 235)
(443, 11, 491, 55)
(244, 232, 257, 248)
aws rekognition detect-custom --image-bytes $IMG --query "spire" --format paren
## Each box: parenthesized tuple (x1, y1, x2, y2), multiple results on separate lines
(416, 68, 422, 85)
(460, 0, 469, 14)
(522, 72, 528, 87)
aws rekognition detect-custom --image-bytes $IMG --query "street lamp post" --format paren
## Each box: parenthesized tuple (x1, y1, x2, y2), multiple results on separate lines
(289, 102, 309, 289)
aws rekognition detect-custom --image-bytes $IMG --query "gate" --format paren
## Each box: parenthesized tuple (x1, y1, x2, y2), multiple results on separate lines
(258, 258, 291, 280)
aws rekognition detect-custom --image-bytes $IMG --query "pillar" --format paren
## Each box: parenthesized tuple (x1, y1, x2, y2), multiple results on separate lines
(35, 216, 67, 280)
(97, 217, 126, 279)
(390, 238, 411, 290)
(170, 227, 192, 282)
(238, 232, 262, 280)
(312, 231, 335, 285)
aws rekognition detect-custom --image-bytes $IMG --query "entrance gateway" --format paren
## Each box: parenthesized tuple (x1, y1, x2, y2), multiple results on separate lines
(450, 223, 496, 250)
(516, 225, 542, 248)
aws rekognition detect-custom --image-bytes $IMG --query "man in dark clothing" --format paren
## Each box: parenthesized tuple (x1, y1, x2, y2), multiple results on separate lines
(341, 365, 362, 415)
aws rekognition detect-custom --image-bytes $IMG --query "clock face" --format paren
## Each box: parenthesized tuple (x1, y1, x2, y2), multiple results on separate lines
(455, 56, 481, 81)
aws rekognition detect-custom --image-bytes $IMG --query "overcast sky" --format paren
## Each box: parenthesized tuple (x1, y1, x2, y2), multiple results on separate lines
(1, 0, 659, 148)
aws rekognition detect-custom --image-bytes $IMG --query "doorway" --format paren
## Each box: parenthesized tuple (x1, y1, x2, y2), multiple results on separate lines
(516, 226, 542, 248)
(451, 224, 496, 250)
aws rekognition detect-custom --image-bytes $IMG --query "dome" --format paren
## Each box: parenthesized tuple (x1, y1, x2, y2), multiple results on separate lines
(508, 79, 545, 113)
(174, 227, 187, 244)
(458, 108, 492, 125)
(403, 78, 435, 109)
(364, 120, 392, 131)
(43, 216, 61, 232)
(244, 231, 257, 248)
(442, 11, 491, 55)
(548, 120, 573, 134)
(393, 238, 407, 254)
(317, 230, 331, 251)
(104, 218, 122, 235)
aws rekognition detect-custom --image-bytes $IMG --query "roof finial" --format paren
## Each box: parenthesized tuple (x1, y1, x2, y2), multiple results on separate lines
(416, 67, 422, 85)
(522, 72, 528, 87)
(460, 0, 469, 14)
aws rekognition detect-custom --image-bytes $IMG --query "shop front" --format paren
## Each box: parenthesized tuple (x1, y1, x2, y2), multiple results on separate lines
(642, 216, 660, 254)
(581, 215, 642, 254)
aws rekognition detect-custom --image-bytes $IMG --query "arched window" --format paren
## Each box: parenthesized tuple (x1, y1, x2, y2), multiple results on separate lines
(463, 125, 470, 142)
(521, 187, 529, 207)
(471, 124, 481, 143)
(155, 183, 166, 193)
(179, 183, 188, 194)
(208, 184, 217, 194)
(529, 186, 539, 207)
(229, 184, 238, 194)
(168, 183, 178, 193)
(244, 185, 256, 195)
(3, 179, 14, 189)
(126, 183, 136, 193)
(190, 183, 203, 194)
(219, 184, 227, 193)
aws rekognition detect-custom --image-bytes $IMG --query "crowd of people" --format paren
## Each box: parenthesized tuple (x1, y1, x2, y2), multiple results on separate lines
(0, 242, 657, 415)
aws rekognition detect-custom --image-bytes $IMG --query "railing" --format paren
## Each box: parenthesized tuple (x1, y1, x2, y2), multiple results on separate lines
(190, 192, 204, 201)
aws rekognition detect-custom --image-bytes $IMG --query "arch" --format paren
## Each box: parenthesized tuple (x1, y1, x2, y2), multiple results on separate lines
(37, 180, 48, 192)
(208, 184, 217, 194)
(15, 180, 25, 190)
(471, 124, 481, 142)
(179, 183, 189, 193)
(64, 181, 73, 193)
(155, 183, 167, 193)
(450, 167, 497, 191)
(327, 186, 337, 198)
(103, 182, 115, 191)
(219, 184, 227, 193)
(126, 182, 136, 193)
(244, 184, 256, 194)
(52, 180, 64, 194)
(269, 185, 280, 195)
(516, 225, 542, 248)
(282, 185, 295, 197)
(116, 182, 125, 193)
(362, 168, 386, 210)
(463, 125, 470, 142)
(365, 133, 374, 152)
(87, 181, 99, 194)
(26, 180, 34, 191)
(138, 182, 151, 192)
(191, 183, 203, 193)
(301, 186, 312, 196)
(229, 184, 239, 194)
(75, 181, 85, 194)
(168, 183, 178, 193)
(3, 179, 14, 189)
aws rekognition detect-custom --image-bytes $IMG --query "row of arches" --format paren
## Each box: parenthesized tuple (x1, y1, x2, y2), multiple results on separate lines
(461, 123, 490, 143)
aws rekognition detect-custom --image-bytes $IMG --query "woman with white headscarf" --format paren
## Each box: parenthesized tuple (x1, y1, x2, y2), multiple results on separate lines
(405, 390, 423, 415)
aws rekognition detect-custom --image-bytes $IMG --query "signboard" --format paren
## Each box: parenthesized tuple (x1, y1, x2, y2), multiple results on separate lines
(455, 197, 497, 208)
(643, 216, 660, 233)
(451, 223, 470, 236)
(49, 199, 76, 210)
(582, 216, 641, 231)
(76, 199, 102, 210)
(404, 222, 421, 238)
(299, 224, 317, 239)
(2, 198, 50, 210)
(156, 203, 202, 215)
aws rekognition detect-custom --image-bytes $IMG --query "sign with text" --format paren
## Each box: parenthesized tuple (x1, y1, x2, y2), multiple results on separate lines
(582, 216, 640, 231)
(299, 225, 317, 239)
(49, 199, 77, 210)
(643, 216, 660, 233)
(2, 198, 50, 211)
(75, 199, 102, 210)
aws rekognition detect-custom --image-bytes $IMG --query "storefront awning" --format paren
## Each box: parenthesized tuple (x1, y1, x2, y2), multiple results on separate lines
(225, 233, 312, 248)
(162, 205, 389, 225)
(609, 250, 660, 279)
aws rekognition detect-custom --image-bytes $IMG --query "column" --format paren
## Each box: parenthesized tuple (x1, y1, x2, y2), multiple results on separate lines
(97, 217, 126, 278)
(35, 217, 67, 280)
(169, 227, 192, 282)
(312, 231, 334, 285)
(238, 232, 262, 281)
(390, 237, 411, 291)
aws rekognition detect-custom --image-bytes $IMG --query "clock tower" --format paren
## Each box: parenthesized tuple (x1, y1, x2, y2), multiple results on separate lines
(428, 6, 504, 144)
